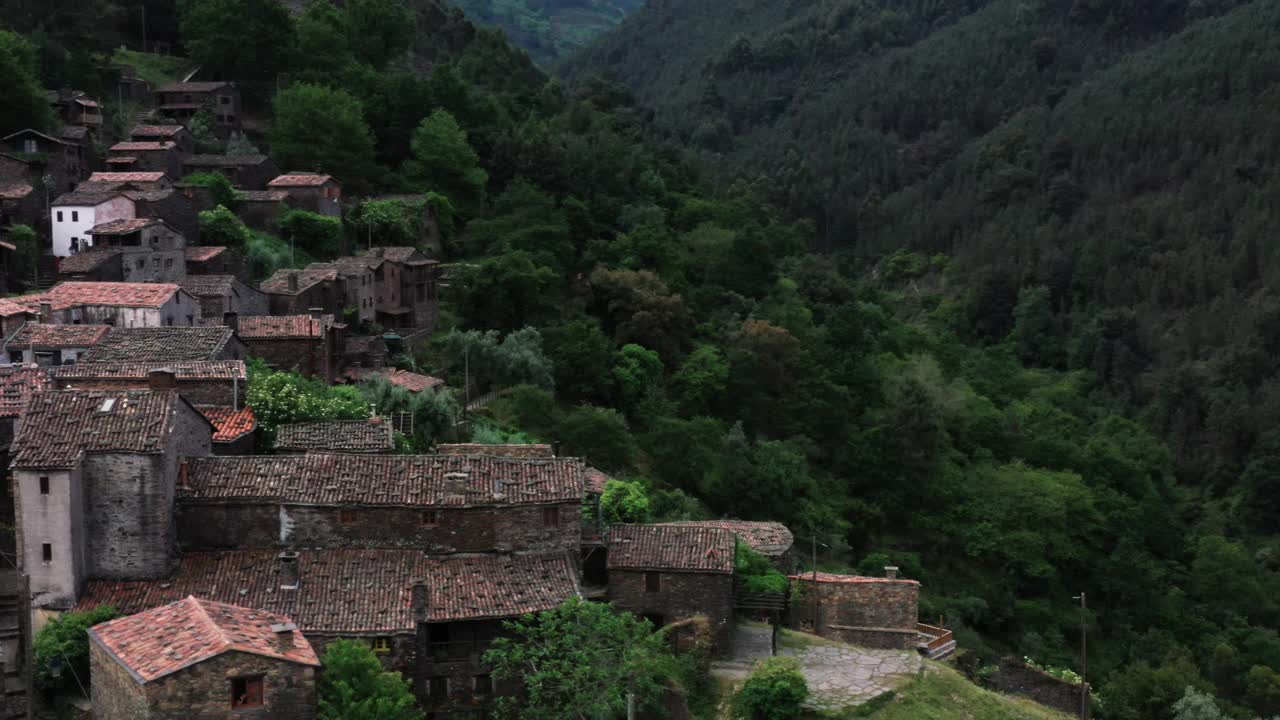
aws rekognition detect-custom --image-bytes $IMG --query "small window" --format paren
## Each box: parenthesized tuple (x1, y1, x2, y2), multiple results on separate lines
(165, 258, 174, 268)
(39, 477, 49, 495)
(71, 211, 78, 222)
(428, 676, 448, 698)
(645, 571, 661, 593)
(371, 637, 392, 654)
(56, 211, 63, 222)
(165, 317, 173, 326)
(22, 139, 37, 153)
(421, 510, 440, 528)
(339, 508, 357, 525)
(42, 543, 52, 562)
(474, 674, 493, 697)
(136, 259, 145, 269)
(543, 507, 559, 528)
(230, 676, 263, 708)
(220, 95, 230, 105)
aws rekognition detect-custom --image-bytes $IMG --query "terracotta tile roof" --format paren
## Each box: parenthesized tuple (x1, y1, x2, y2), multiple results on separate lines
(372, 247, 421, 263)
(0, 298, 35, 318)
(177, 275, 237, 296)
(661, 520, 794, 557)
(183, 453, 586, 508)
(423, 553, 580, 622)
(4, 323, 110, 349)
(110, 142, 176, 152)
(59, 126, 90, 141)
(350, 368, 444, 393)
(122, 189, 177, 202)
(606, 524, 735, 574)
(268, 174, 336, 187)
(0, 182, 33, 199)
(584, 467, 610, 494)
(51, 360, 247, 381)
(236, 314, 332, 339)
(106, 157, 137, 165)
(0, 364, 49, 418)
(184, 246, 227, 262)
(88, 172, 167, 184)
(183, 154, 269, 167)
(51, 190, 125, 207)
(89, 596, 319, 684)
(437, 443, 555, 459)
(130, 125, 188, 138)
(80, 550, 579, 631)
(57, 250, 121, 273)
(275, 418, 394, 453)
(260, 268, 337, 295)
(15, 282, 180, 311)
(156, 81, 231, 93)
(309, 256, 377, 277)
(87, 217, 163, 234)
(80, 326, 236, 362)
(197, 405, 256, 443)
(238, 190, 289, 202)
(790, 572, 920, 586)
(12, 390, 181, 468)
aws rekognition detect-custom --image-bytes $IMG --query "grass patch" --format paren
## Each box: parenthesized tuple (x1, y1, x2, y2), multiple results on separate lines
(814, 664, 1073, 720)
(112, 49, 196, 87)
(778, 627, 846, 650)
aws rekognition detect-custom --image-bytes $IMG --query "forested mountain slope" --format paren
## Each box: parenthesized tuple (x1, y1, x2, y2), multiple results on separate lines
(453, 0, 642, 66)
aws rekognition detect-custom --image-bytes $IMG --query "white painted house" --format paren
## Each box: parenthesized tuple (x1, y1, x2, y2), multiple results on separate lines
(49, 191, 136, 257)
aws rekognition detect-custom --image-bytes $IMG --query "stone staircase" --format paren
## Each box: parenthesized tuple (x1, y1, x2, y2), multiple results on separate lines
(36, 254, 59, 290)
(916, 623, 957, 661)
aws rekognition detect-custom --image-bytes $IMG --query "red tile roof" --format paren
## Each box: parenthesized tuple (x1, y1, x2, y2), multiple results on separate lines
(606, 524, 735, 574)
(0, 298, 35, 318)
(87, 218, 164, 235)
(789, 572, 920, 586)
(16, 282, 181, 311)
(584, 467, 610, 494)
(0, 364, 49, 419)
(0, 182, 33, 200)
(51, 360, 247, 381)
(184, 454, 586, 508)
(184, 246, 227, 262)
(130, 125, 189, 138)
(109, 142, 176, 152)
(350, 368, 444, 393)
(661, 520, 794, 557)
(51, 190, 126, 207)
(80, 326, 237, 362)
(238, 190, 289, 202)
(12, 390, 182, 468)
(4, 323, 110, 349)
(236, 314, 332, 339)
(197, 405, 256, 443)
(89, 596, 319, 684)
(183, 154, 269, 167)
(259, 269, 338, 295)
(87, 171, 167, 183)
(156, 81, 231, 93)
(275, 418, 394, 453)
(80, 550, 579, 631)
(57, 249, 121, 274)
(177, 275, 237, 296)
(105, 157, 137, 165)
(437, 443, 554, 459)
(268, 174, 336, 187)
(371, 247, 424, 263)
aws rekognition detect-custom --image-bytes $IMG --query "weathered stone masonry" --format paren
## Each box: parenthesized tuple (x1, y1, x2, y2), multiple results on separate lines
(609, 569, 735, 652)
(786, 574, 920, 650)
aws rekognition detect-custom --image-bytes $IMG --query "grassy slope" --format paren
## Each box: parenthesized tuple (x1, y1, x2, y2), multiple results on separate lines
(111, 49, 196, 87)
(831, 665, 1073, 720)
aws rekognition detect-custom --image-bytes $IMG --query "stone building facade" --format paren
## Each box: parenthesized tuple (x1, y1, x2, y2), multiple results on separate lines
(86, 218, 187, 283)
(237, 314, 343, 383)
(176, 276, 268, 321)
(259, 269, 340, 318)
(266, 174, 340, 217)
(2, 323, 110, 365)
(987, 657, 1090, 718)
(786, 572, 920, 649)
(12, 282, 200, 328)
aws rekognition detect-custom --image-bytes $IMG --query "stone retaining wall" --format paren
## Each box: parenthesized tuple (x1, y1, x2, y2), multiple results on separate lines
(988, 657, 1089, 718)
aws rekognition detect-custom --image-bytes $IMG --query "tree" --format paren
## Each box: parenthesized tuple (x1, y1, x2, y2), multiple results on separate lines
(179, 0, 295, 95)
(294, 0, 354, 79)
(543, 319, 616, 404)
(0, 31, 54, 135)
(34, 605, 118, 693)
(1246, 665, 1280, 718)
(556, 405, 636, 472)
(484, 598, 673, 720)
(278, 209, 344, 258)
(198, 205, 252, 248)
(589, 268, 692, 362)
(611, 344, 663, 415)
(457, 252, 559, 332)
(345, 0, 415, 69)
(271, 84, 378, 188)
(318, 640, 422, 720)
(183, 172, 240, 210)
(600, 479, 652, 525)
(671, 344, 729, 416)
(733, 657, 808, 720)
(405, 110, 488, 216)
(246, 360, 369, 443)
(1171, 687, 1225, 720)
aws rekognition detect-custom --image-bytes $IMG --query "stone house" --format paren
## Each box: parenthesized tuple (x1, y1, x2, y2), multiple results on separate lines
(2, 323, 110, 365)
(88, 596, 320, 720)
(50, 191, 135, 257)
(177, 453, 587, 554)
(11, 387, 212, 611)
(0, 299, 36, 340)
(235, 190, 289, 231)
(50, 361, 248, 408)
(177, 276, 268, 321)
(12, 282, 201, 328)
(86, 218, 187, 283)
(79, 326, 246, 363)
(86, 172, 172, 192)
(124, 188, 201, 246)
(236, 313, 343, 383)
(274, 418, 394, 454)
(47, 91, 102, 132)
(185, 246, 247, 280)
(59, 125, 97, 175)
(182, 155, 279, 190)
(369, 247, 440, 332)
(267, 174, 340, 217)
(0, 182, 39, 230)
(55, 249, 126, 282)
(154, 82, 242, 134)
(0, 364, 49, 563)
(259, 269, 341, 318)
(307, 257, 376, 323)
(1, 129, 84, 193)
(130, 125, 196, 156)
(661, 520, 795, 572)
(606, 524, 736, 652)
(785, 572, 921, 650)
(106, 142, 182, 178)
(196, 406, 256, 456)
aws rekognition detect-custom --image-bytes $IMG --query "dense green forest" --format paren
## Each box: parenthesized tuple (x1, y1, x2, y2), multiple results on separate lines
(4, 0, 1280, 717)
(452, 0, 641, 66)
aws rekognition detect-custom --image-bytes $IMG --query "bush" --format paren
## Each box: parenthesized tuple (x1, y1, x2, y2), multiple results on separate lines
(278, 208, 344, 258)
(318, 639, 422, 720)
(733, 656, 808, 720)
(183, 171, 241, 209)
(34, 605, 118, 693)
(600, 479, 652, 525)
(736, 543, 788, 594)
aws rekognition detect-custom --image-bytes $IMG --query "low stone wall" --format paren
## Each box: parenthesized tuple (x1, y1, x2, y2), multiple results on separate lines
(826, 624, 918, 650)
(988, 657, 1089, 718)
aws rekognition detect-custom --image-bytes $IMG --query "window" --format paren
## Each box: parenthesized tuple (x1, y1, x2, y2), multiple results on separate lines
(165, 258, 173, 268)
(22, 139, 37, 153)
(7, 351, 20, 363)
(371, 637, 392, 654)
(542, 507, 560, 528)
(474, 674, 493, 697)
(220, 95, 230, 105)
(645, 571, 661, 593)
(71, 211, 78, 222)
(39, 477, 49, 495)
(136, 259, 145, 269)
(41, 543, 52, 562)
(165, 317, 173, 326)
(428, 676, 448, 698)
(421, 510, 440, 528)
(230, 676, 263, 708)
(56, 211, 63, 222)
(339, 508, 357, 525)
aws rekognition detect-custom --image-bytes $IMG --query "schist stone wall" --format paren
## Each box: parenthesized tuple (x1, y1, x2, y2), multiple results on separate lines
(91, 644, 318, 720)
(177, 502, 582, 554)
(608, 570, 735, 653)
(787, 577, 920, 649)
(241, 336, 333, 382)
(81, 453, 176, 580)
(415, 620, 508, 712)
(52, 377, 244, 408)
(988, 657, 1090, 718)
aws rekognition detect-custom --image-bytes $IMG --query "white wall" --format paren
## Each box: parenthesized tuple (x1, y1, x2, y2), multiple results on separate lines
(50, 197, 136, 257)
(19, 467, 86, 609)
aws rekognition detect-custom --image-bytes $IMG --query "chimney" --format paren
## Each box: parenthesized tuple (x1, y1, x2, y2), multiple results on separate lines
(884, 566, 899, 580)
(372, 247, 384, 258)
(309, 307, 323, 320)
(178, 460, 189, 488)
(287, 271, 298, 292)
(39, 302, 52, 323)
(270, 622, 298, 649)
(148, 368, 177, 391)
(411, 583, 429, 622)
(223, 311, 238, 332)
(278, 551, 299, 590)
(368, 416, 383, 426)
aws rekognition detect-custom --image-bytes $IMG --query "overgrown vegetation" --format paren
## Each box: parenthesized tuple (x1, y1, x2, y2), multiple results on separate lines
(732, 657, 808, 720)
(317, 639, 423, 720)
(33, 605, 118, 695)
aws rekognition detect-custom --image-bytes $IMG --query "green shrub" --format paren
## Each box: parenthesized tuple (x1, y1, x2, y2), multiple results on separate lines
(736, 542, 788, 594)
(34, 605, 118, 693)
(733, 656, 808, 720)
(600, 479, 652, 525)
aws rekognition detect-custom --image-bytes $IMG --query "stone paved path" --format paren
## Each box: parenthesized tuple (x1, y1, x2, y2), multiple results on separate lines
(712, 624, 922, 712)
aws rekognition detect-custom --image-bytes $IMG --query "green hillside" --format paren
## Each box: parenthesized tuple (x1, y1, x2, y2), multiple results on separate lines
(844, 666, 1074, 720)
(453, 0, 642, 66)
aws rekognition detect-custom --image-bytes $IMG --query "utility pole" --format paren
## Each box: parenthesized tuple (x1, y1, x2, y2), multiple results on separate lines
(810, 524, 819, 632)
(1073, 592, 1088, 720)
(141, 4, 148, 54)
